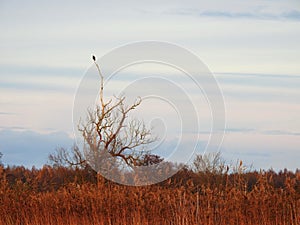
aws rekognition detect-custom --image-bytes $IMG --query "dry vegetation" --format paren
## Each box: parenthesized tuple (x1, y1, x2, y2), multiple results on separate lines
(0, 164, 299, 225)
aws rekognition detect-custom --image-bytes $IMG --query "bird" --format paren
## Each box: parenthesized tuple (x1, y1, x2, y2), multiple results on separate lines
(92, 55, 96, 61)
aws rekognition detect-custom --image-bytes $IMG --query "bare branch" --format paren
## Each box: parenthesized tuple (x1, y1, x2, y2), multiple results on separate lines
(48, 145, 86, 168)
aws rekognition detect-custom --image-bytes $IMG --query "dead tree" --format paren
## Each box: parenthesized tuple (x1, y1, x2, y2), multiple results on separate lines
(79, 56, 158, 169)
(49, 56, 160, 170)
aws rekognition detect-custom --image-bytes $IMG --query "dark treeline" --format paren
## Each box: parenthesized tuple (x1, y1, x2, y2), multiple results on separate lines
(1, 164, 300, 192)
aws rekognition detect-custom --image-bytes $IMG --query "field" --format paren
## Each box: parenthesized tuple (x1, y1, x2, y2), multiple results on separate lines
(0, 165, 299, 225)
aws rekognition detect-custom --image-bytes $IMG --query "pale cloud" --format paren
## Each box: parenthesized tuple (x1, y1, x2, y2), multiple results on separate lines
(166, 9, 300, 21)
(0, 112, 16, 115)
(261, 130, 300, 136)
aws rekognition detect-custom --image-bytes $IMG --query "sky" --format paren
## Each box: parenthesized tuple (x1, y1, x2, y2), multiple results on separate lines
(0, 0, 299, 171)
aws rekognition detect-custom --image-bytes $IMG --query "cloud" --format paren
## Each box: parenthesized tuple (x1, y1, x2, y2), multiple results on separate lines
(282, 10, 300, 20)
(225, 128, 256, 133)
(215, 72, 300, 80)
(0, 64, 82, 93)
(200, 11, 256, 19)
(0, 112, 16, 115)
(0, 81, 75, 93)
(166, 9, 300, 21)
(0, 126, 27, 130)
(0, 129, 74, 168)
(262, 130, 300, 136)
(224, 128, 300, 137)
(215, 72, 300, 103)
(0, 64, 82, 78)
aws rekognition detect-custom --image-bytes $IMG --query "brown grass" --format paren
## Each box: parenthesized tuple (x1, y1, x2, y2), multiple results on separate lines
(0, 166, 299, 225)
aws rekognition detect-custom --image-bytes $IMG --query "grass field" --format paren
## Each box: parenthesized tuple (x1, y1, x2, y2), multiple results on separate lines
(0, 165, 299, 225)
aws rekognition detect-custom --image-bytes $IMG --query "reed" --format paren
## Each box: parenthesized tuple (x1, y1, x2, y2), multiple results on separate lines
(0, 166, 299, 225)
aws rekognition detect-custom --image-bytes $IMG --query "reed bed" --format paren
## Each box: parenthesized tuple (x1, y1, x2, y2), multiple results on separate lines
(0, 166, 299, 225)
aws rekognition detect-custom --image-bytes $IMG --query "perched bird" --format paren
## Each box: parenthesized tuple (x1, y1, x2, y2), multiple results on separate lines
(92, 55, 96, 61)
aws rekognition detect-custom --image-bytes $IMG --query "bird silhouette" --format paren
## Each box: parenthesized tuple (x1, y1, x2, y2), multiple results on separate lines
(92, 55, 96, 61)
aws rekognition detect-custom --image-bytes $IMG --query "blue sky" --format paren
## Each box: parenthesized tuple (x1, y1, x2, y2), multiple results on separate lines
(0, 0, 299, 170)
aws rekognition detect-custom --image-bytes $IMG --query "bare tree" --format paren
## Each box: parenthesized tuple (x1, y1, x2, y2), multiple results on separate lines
(49, 55, 159, 169)
(79, 56, 157, 169)
(192, 151, 227, 175)
(48, 146, 86, 168)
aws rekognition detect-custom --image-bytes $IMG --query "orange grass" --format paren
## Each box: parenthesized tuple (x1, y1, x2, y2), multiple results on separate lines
(0, 166, 299, 225)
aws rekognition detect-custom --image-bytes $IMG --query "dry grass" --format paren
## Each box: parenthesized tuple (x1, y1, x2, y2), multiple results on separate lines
(0, 166, 299, 225)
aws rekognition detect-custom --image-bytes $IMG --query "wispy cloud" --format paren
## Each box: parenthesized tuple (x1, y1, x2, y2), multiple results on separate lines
(0, 81, 76, 93)
(215, 72, 300, 79)
(0, 112, 16, 115)
(225, 128, 256, 133)
(0, 64, 82, 78)
(0, 126, 27, 130)
(281, 10, 300, 20)
(262, 130, 300, 136)
(0, 64, 82, 93)
(225, 128, 300, 136)
(165, 9, 300, 21)
(200, 10, 300, 21)
(215, 72, 300, 103)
